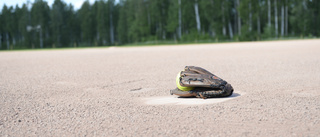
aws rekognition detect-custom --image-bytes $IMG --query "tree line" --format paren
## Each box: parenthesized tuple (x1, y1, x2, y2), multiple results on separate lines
(0, 0, 319, 50)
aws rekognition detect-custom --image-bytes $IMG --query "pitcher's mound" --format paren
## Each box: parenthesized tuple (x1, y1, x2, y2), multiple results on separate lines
(144, 91, 244, 105)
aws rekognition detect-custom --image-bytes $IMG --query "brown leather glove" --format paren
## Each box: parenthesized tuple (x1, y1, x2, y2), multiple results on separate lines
(171, 66, 233, 99)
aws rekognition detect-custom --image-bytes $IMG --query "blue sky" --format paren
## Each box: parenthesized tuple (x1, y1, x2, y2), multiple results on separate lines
(0, 0, 95, 11)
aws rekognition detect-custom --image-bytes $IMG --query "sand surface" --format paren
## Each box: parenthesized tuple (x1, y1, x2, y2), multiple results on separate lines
(1, 39, 320, 136)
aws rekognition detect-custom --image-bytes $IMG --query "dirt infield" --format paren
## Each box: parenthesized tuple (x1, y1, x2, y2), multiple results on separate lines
(1, 39, 320, 136)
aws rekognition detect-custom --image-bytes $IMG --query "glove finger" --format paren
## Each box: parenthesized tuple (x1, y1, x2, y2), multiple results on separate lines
(182, 66, 224, 82)
(184, 66, 213, 75)
(180, 75, 226, 88)
(180, 70, 200, 77)
(180, 75, 208, 87)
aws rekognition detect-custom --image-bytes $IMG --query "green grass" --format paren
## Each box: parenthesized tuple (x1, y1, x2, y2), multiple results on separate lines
(1, 36, 319, 51)
(0, 45, 110, 52)
(120, 36, 319, 47)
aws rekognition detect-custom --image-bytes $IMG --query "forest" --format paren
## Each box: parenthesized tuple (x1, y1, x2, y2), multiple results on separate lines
(0, 0, 319, 50)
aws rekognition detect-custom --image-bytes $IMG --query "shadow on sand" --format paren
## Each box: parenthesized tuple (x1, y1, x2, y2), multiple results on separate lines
(177, 92, 241, 99)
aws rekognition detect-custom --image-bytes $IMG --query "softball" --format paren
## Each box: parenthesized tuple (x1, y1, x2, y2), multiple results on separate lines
(176, 71, 194, 91)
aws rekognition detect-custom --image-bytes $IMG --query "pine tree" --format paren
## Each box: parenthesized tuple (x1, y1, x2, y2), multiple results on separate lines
(117, 0, 128, 44)
(96, 0, 108, 45)
(31, 0, 50, 48)
(108, 0, 115, 45)
(0, 10, 2, 49)
(166, 0, 179, 40)
(1, 5, 12, 49)
(79, 0, 95, 45)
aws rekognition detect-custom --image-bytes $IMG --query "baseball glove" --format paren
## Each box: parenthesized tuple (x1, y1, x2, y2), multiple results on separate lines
(171, 66, 234, 99)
